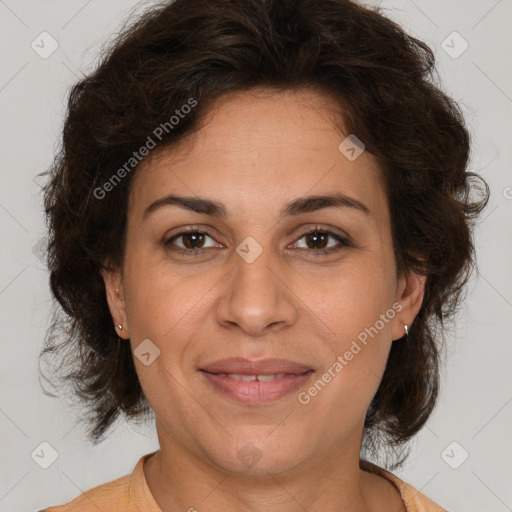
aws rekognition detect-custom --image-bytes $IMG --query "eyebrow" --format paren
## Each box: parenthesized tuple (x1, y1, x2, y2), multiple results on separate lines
(143, 192, 371, 221)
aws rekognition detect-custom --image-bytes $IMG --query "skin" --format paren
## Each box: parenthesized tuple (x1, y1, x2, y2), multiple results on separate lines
(102, 88, 425, 512)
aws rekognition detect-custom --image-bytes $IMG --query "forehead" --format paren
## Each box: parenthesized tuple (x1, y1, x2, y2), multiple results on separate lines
(129, 88, 388, 226)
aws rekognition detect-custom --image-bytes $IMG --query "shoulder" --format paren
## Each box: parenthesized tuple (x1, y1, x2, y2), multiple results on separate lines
(361, 459, 448, 512)
(387, 473, 448, 512)
(39, 451, 160, 512)
(39, 472, 132, 512)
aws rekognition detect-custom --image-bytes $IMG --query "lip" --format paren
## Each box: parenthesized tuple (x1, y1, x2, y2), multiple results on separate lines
(199, 358, 315, 404)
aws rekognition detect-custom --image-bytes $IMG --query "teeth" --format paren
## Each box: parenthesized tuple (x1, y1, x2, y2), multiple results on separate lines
(256, 374, 278, 382)
(229, 374, 257, 381)
(225, 373, 287, 381)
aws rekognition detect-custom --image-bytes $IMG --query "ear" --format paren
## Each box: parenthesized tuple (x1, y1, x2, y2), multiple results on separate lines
(392, 268, 427, 341)
(100, 262, 130, 339)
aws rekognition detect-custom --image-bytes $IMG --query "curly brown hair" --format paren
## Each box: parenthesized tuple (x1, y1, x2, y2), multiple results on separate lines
(38, 0, 489, 469)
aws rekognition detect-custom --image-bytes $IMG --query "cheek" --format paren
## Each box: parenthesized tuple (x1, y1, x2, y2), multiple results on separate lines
(123, 258, 225, 371)
(296, 264, 395, 402)
(299, 324, 392, 435)
(302, 260, 396, 339)
(122, 247, 186, 335)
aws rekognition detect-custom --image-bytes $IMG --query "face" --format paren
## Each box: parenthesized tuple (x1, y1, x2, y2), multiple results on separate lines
(103, 88, 425, 475)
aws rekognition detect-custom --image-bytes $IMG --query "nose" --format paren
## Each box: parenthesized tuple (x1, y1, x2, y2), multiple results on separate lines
(215, 246, 299, 337)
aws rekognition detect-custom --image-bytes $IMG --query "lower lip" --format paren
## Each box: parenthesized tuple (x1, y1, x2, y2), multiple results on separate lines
(199, 371, 314, 404)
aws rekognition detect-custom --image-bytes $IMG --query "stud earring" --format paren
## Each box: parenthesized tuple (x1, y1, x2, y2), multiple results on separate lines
(117, 324, 123, 331)
(404, 324, 408, 338)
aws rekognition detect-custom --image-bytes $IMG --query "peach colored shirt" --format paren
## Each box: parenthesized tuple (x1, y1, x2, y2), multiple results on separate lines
(40, 451, 447, 511)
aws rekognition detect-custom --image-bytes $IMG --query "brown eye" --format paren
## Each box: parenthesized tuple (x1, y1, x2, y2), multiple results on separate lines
(180, 232, 207, 249)
(164, 226, 351, 257)
(164, 231, 219, 255)
(291, 226, 351, 256)
(303, 232, 330, 250)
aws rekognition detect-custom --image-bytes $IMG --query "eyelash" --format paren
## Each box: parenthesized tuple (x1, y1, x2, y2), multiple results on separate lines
(164, 225, 352, 257)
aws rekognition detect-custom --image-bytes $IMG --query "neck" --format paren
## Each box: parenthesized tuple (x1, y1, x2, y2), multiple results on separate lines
(143, 431, 394, 512)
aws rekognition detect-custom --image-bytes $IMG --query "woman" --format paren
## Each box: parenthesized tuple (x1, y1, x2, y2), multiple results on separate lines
(38, 0, 489, 510)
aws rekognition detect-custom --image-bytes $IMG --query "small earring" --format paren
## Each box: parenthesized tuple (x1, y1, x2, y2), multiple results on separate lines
(404, 324, 408, 338)
(117, 324, 123, 331)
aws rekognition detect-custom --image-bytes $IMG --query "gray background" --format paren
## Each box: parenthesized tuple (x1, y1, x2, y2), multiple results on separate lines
(0, 0, 510, 510)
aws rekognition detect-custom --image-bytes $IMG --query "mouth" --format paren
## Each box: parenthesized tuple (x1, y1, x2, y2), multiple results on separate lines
(198, 358, 315, 404)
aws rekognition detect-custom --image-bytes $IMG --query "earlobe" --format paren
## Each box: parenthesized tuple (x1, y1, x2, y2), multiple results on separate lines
(100, 265, 130, 339)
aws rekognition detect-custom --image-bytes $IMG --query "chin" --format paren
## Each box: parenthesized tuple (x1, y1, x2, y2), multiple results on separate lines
(204, 435, 305, 477)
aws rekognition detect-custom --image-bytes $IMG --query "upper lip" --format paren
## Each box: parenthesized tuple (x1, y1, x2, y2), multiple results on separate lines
(199, 357, 313, 375)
